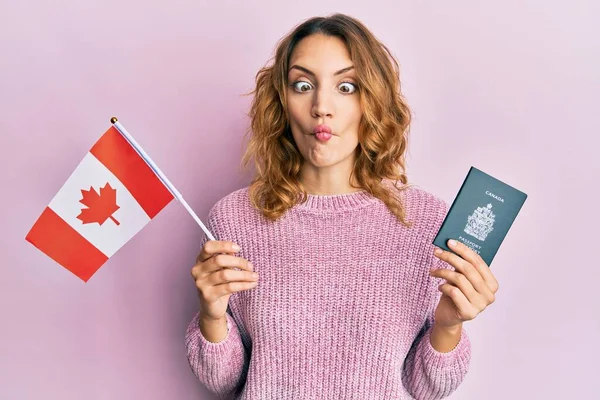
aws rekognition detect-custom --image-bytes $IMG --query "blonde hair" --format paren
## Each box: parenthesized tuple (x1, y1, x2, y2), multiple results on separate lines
(241, 13, 414, 227)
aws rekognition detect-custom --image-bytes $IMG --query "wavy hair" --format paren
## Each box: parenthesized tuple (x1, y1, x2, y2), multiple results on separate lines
(241, 13, 414, 227)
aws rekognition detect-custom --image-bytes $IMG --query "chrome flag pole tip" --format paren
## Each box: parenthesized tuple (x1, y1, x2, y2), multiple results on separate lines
(110, 117, 118, 124)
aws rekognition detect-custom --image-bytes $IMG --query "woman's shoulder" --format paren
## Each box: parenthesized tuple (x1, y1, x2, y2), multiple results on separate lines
(385, 180, 448, 214)
(208, 186, 252, 219)
(384, 181, 449, 231)
(203, 186, 256, 238)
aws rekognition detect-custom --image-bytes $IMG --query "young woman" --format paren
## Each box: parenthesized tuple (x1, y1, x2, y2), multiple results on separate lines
(186, 13, 498, 400)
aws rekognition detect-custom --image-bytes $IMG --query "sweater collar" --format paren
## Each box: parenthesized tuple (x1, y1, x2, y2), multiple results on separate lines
(295, 189, 378, 211)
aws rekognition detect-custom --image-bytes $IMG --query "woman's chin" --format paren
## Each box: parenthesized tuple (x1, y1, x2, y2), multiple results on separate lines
(305, 158, 341, 169)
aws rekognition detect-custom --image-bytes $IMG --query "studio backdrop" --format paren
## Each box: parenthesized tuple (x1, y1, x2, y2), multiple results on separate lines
(1, 0, 597, 399)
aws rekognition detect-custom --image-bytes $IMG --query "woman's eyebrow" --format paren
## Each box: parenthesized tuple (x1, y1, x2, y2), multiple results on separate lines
(289, 65, 355, 77)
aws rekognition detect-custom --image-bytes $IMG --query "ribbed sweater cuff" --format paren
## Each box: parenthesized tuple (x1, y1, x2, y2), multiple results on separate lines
(185, 311, 245, 395)
(195, 312, 237, 349)
(420, 325, 472, 369)
(185, 311, 243, 358)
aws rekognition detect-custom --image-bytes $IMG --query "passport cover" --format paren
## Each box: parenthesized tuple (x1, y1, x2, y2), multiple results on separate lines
(432, 166, 527, 267)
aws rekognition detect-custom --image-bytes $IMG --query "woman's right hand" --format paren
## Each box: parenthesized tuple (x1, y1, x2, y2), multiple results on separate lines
(191, 240, 258, 322)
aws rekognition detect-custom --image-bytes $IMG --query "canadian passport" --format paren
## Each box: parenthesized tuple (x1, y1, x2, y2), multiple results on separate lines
(432, 167, 527, 267)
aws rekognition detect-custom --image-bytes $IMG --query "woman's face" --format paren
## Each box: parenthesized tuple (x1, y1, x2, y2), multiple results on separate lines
(286, 34, 362, 172)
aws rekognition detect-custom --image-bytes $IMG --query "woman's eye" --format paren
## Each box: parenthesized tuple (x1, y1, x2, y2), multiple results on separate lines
(338, 82, 357, 94)
(292, 81, 313, 92)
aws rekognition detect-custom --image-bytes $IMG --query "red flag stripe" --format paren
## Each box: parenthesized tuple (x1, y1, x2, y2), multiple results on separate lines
(90, 126, 173, 218)
(26, 207, 108, 282)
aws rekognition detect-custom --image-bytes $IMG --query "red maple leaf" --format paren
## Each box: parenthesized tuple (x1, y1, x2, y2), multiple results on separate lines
(76, 182, 120, 226)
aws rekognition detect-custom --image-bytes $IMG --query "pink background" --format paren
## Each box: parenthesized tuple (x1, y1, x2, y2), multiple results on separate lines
(1, 1, 598, 398)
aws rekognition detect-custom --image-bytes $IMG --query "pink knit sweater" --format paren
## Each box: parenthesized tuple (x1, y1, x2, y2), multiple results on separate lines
(185, 184, 471, 399)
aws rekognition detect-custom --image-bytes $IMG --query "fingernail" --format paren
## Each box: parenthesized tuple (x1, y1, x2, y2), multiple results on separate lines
(448, 239, 457, 247)
(434, 248, 443, 255)
(232, 244, 241, 251)
(248, 262, 254, 270)
(252, 272, 259, 279)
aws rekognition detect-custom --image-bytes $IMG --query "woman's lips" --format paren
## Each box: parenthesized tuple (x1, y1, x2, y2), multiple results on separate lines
(313, 124, 332, 134)
(313, 124, 333, 141)
(314, 132, 332, 141)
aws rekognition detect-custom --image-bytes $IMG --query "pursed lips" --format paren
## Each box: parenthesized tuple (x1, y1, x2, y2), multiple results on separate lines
(313, 124, 332, 135)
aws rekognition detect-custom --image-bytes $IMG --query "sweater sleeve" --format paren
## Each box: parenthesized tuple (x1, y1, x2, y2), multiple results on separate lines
(400, 300, 472, 399)
(184, 309, 248, 399)
(400, 197, 472, 399)
(184, 204, 249, 399)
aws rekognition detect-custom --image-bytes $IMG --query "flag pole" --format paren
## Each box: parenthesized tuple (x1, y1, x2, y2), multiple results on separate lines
(109, 117, 215, 241)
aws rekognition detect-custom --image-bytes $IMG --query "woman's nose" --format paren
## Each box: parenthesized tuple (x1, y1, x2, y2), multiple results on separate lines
(311, 89, 334, 118)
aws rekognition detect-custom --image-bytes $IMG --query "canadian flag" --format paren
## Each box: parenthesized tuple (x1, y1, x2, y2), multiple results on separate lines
(26, 125, 174, 282)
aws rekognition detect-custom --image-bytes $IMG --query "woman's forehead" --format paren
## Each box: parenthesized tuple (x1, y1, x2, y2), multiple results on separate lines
(289, 35, 352, 68)
(289, 48, 354, 79)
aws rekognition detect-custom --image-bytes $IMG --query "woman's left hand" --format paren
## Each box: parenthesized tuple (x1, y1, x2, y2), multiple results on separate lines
(430, 239, 499, 329)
